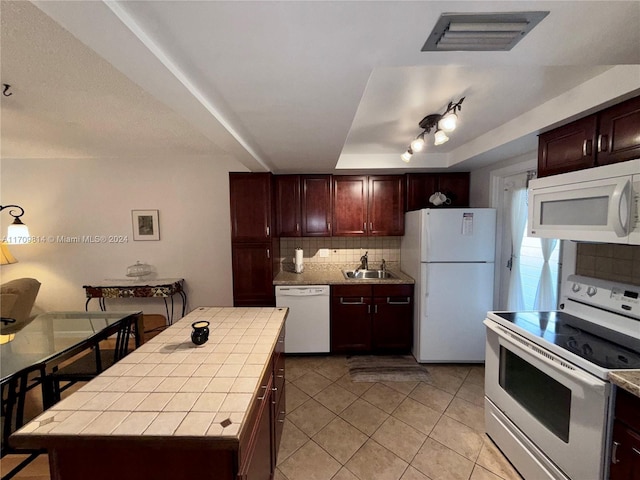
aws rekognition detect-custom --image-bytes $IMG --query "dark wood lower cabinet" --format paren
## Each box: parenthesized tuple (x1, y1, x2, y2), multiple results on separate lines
(610, 389, 640, 480)
(331, 284, 413, 354)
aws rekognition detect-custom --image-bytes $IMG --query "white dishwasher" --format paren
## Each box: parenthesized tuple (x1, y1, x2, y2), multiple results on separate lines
(275, 285, 330, 353)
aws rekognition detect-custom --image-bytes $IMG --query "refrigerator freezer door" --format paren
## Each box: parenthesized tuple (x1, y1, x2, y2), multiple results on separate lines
(422, 209, 496, 263)
(415, 262, 494, 362)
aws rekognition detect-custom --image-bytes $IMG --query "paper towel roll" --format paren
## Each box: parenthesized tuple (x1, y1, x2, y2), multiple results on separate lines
(294, 248, 304, 273)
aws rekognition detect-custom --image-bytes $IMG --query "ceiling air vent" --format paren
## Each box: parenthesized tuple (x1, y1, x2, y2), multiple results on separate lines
(422, 11, 549, 51)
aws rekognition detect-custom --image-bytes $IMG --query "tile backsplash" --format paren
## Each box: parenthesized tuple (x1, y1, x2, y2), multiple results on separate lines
(575, 243, 640, 286)
(279, 237, 400, 270)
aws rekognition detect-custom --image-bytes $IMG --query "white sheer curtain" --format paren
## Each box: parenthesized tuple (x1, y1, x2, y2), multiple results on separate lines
(507, 187, 528, 310)
(534, 238, 558, 310)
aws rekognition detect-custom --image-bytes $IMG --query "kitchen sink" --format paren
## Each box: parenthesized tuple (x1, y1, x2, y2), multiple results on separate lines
(343, 269, 396, 280)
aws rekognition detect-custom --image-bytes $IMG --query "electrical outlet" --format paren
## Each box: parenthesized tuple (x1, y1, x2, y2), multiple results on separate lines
(319, 248, 330, 258)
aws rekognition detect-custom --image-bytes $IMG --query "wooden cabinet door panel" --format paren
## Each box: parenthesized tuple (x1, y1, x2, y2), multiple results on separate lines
(598, 95, 640, 166)
(237, 376, 273, 480)
(331, 295, 372, 353)
(301, 175, 332, 236)
(610, 420, 640, 480)
(406, 174, 438, 212)
(438, 172, 470, 207)
(538, 116, 597, 177)
(230, 173, 272, 241)
(368, 176, 404, 236)
(231, 244, 275, 307)
(333, 176, 367, 236)
(275, 175, 301, 237)
(372, 295, 413, 352)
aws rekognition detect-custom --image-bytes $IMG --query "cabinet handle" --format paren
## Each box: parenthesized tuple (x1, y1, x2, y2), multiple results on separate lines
(387, 297, 411, 305)
(633, 447, 640, 457)
(276, 374, 284, 379)
(374, 305, 378, 314)
(368, 305, 371, 314)
(267, 248, 270, 259)
(598, 134, 609, 152)
(370, 222, 373, 231)
(257, 385, 268, 401)
(363, 222, 367, 231)
(340, 297, 364, 304)
(612, 441, 621, 464)
(327, 222, 331, 232)
(266, 226, 270, 237)
(582, 139, 592, 156)
(272, 387, 278, 392)
(296, 223, 300, 232)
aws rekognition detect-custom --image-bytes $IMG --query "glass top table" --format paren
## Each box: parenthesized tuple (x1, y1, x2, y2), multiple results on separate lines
(1, 311, 142, 385)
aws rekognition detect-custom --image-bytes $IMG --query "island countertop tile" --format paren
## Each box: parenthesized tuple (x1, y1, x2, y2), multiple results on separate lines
(12, 307, 287, 443)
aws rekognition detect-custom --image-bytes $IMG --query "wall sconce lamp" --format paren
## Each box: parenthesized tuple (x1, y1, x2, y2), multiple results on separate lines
(401, 97, 465, 163)
(0, 204, 30, 243)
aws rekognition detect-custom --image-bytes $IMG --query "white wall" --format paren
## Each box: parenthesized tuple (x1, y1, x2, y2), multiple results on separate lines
(0, 155, 246, 319)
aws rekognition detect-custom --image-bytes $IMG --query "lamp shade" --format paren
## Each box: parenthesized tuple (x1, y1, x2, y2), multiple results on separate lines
(434, 129, 449, 145)
(410, 135, 426, 152)
(0, 242, 17, 265)
(7, 219, 29, 243)
(438, 112, 458, 132)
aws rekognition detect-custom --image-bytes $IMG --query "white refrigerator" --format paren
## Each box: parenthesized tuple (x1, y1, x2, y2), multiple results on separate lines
(401, 208, 496, 363)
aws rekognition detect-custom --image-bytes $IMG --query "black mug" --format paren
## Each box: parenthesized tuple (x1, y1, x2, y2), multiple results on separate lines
(191, 321, 210, 345)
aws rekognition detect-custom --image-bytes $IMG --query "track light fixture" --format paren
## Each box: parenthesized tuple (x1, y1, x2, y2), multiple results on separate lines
(401, 97, 465, 162)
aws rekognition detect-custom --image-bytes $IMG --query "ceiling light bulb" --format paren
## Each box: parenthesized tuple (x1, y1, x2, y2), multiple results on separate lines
(434, 129, 449, 145)
(401, 149, 413, 163)
(439, 112, 458, 132)
(410, 135, 426, 152)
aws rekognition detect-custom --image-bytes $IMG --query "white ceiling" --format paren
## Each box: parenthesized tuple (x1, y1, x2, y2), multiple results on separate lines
(1, 1, 639, 173)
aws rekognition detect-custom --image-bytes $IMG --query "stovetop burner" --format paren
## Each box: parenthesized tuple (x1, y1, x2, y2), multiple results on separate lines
(493, 311, 640, 370)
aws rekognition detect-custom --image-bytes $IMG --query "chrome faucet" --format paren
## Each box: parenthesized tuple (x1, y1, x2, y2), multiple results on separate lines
(380, 259, 386, 273)
(356, 251, 369, 272)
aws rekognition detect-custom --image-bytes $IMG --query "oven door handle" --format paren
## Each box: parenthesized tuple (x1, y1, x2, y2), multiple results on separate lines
(485, 320, 606, 390)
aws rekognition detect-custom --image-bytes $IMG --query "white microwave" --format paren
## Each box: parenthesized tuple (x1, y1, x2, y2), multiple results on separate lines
(528, 159, 640, 244)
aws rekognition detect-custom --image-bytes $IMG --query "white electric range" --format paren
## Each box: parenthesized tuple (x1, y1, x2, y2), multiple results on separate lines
(484, 275, 640, 480)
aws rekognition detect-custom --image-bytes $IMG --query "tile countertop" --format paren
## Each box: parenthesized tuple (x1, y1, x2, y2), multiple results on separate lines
(609, 370, 640, 398)
(273, 266, 415, 285)
(11, 307, 287, 445)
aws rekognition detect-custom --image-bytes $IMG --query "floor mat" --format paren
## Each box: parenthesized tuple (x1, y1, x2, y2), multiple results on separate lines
(347, 355, 430, 383)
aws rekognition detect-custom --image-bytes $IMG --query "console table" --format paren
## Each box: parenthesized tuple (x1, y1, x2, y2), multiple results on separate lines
(83, 278, 186, 324)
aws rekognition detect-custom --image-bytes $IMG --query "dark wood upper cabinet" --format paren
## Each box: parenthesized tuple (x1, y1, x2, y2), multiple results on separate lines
(332, 175, 404, 236)
(275, 175, 301, 237)
(230, 173, 273, 242)
(229, 172, 277, 307)
(538, 115, 598, 177)
(301, 175, 332, 237)
(406, 173, 470, 211)
(368, 175, 405, 236)
(332, 176, 368, 236)
(538, 95, 640, 177)
(437, 173, 470, 208)
(597, 95, 640, 166)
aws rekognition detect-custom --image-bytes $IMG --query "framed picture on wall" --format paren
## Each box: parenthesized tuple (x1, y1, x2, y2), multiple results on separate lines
(132, 210, 160, 241)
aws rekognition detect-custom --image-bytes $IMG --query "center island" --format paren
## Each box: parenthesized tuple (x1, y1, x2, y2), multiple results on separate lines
(10, 306, 287, 480)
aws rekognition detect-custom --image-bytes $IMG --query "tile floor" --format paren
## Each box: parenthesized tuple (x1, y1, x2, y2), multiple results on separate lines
(2, 355, 523, 480)
(275, 355, 522, 480)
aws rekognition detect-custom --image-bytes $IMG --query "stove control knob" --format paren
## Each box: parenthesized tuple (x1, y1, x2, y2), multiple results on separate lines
(571, 283, 581, 293)
(587, 286, 597, 297)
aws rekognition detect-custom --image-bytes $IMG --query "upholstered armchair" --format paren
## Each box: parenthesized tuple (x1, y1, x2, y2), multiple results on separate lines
(1, 278, 41, 334)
